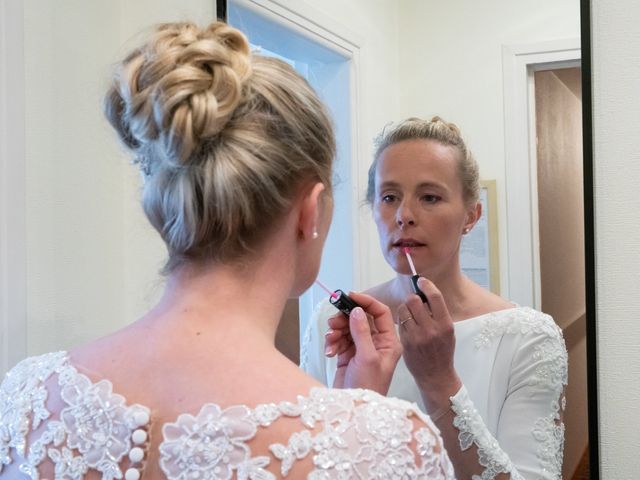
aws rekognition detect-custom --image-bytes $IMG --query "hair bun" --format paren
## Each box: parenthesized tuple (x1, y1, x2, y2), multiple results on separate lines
(106, 22, 251, 169)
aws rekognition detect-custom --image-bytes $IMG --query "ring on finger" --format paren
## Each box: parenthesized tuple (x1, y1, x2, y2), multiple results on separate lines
(399, 315, 413, 327)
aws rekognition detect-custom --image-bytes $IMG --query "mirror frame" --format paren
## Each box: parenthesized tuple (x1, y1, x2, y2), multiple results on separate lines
(218, 0, 601, 475)
(581, 0, 600, 477)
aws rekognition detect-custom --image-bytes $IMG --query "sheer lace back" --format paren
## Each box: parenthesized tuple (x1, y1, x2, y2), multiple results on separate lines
(0, 352, 455, 479)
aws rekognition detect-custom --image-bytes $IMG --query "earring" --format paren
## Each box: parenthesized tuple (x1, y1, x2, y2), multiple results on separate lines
(463, 228, 470, 234)
(312, 229, 319, 239)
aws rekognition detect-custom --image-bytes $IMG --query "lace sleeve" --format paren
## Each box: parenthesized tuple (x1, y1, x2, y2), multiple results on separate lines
(265, 389, 457, 479)
(446, 311, 568, 479)
(299, 298, 337, 386)
(0, 352, 151, 480)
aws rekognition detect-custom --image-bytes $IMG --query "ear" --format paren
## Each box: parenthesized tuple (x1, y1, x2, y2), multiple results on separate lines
(298, 182, 326, 241)
(463, 201, 482, 233)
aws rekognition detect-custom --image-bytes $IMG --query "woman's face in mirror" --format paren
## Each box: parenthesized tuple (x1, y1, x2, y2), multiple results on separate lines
(372, 139, 477, 278)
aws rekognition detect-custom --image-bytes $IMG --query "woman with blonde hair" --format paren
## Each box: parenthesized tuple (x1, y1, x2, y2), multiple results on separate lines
(0, 23, 453, 479)
(303, 117, 568, 479)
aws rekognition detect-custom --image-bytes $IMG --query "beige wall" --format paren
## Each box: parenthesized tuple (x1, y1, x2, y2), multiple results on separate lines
(23, 0, 216, 355)
(592, 0, 640, 477)
(535, 68, 585, 329)
(534, 67, 588, 477)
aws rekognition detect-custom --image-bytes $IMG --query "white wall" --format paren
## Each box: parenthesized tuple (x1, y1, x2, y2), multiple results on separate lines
(591, 0, 640, 476)
(0, 0, 27, 373)
(24, 0, 126, 354)
(395, 0, 580, 296)
(21, 0, 216, 357)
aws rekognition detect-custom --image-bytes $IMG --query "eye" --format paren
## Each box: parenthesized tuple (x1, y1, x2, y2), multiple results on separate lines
(380, 193, 398, 203)
(421, 194, 441, 204)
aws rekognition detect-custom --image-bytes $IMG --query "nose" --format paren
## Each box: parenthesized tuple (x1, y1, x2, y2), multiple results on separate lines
(396, 200, 416, 228)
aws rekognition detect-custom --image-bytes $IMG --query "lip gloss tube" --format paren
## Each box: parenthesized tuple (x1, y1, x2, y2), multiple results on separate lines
(315, 280, 378, 332)
(329, 289, 360, 317)
(404, 247, 430, 307)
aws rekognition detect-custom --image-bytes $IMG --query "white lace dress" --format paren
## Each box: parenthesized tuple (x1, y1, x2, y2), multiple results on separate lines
(0, 351, 455, 479)
(301, 303, 568, 480)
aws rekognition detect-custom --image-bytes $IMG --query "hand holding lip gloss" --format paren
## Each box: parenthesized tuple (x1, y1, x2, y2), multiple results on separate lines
(404, 247, 430, 307)
(315, 279, 359, 317)
(317, 286, 402, 394)
(315, 280, 378, 334)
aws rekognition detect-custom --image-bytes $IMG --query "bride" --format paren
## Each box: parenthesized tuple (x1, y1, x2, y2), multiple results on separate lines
(0, 21, 454, 479)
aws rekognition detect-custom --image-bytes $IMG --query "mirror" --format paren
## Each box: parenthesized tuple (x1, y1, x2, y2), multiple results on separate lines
(0, 0, 597, 478)
(226, 1, 597, 478)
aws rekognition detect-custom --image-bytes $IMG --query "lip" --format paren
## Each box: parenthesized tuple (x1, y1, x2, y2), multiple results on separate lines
(392, 238, 426, 248)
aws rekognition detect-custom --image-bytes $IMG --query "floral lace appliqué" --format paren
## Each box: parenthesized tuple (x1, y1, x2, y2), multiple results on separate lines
(473, 307, 562, 350)
(2, 353, 455, 479)
(451, 386, 520, 480)
(159, 388, 454, 479)
(532, 412, 565, 478)
(160, 404, 260, 480)
(0, 351, 68, 466)
(0, 352, 150, 479)
(452, 307, 567, 480)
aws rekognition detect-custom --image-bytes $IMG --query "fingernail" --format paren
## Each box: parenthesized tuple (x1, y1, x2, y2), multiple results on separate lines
(325, 345, 333, 356)
(352, 307, 364, 320)
(324, 329, 334, 337)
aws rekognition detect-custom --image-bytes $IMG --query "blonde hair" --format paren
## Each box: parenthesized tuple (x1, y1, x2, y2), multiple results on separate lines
(366, 116, 479, 205)
(104, 22, 335, 272)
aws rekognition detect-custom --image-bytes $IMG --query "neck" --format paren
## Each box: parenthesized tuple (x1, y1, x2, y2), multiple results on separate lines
(146, 247, 296, 348)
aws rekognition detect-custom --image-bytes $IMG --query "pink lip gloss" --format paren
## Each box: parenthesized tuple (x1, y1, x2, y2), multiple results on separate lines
(403, 247, 430, 305)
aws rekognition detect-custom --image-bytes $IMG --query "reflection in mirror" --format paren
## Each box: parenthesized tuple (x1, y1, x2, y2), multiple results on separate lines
(0, 0, 594, 478)
(228, 0, 591, 478)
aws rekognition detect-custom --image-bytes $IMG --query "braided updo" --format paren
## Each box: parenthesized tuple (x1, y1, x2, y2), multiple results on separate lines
(105, 22, 335, 272)
(366, 116, 479, 206)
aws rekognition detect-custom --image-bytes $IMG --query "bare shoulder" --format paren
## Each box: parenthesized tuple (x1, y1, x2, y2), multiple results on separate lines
(363, 279, 395, 303)
(460, 279, 514, 319)
(68, 324, 143, 377)
(481, 289, 514, 311)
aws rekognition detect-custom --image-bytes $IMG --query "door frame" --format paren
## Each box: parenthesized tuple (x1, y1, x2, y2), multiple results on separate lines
(502, 39, 581, 308)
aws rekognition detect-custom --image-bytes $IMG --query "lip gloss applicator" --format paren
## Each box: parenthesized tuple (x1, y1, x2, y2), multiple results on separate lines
(404, 247, 430, 306)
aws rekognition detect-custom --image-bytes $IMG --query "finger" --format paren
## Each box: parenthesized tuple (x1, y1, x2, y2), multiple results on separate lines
(405, 292, 433, 327)
(348, 291, 394, 334)
(396, 304, 415, 327)
(327, 313, 349, 330)
(335, 343, 356, 368)
(347, 292, 389, 317)
(325, 334, 353, 357)
(324, 324, 352, 355)
(395, 304, 418, 346)
(416, 278, 451, 325)
(324, 328, 349, 342)
(348, 307, 376, 362)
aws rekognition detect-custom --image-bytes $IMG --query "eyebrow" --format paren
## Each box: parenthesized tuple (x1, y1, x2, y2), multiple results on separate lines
(378, 180, 447, 191)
